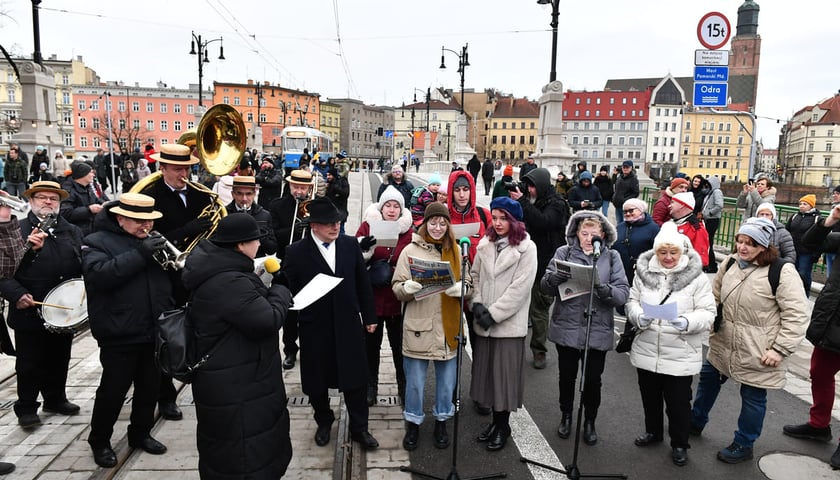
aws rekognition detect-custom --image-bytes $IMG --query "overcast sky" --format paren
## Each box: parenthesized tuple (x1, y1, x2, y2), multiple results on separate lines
(2, 0, 838, 147)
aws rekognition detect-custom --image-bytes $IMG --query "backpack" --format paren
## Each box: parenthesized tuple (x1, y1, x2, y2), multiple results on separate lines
(155, 303, 227, 383)
(409, 186, 426, 207)
(723, 256, 785, 296)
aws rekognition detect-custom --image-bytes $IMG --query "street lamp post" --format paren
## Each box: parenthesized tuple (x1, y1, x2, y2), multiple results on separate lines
(189, 32, 225, 107)
(440, 44, 469, 115)
(536, 0, 560, 83)
(413, 88, 431, 131)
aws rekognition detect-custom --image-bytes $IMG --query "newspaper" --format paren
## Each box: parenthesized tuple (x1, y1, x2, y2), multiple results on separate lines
(554, 260, 595, 301)
(408, 256, 455, 300)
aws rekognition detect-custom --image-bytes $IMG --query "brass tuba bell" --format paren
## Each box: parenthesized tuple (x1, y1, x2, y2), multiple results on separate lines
(196, 104, 247, 176)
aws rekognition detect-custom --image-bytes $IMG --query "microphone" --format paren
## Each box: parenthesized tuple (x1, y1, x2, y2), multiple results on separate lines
(591, 236, 603, 258)
(459, 236, 471, 258)
(264, 257, 281, 274)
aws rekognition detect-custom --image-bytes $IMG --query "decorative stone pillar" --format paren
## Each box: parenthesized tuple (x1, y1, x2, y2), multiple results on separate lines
(533, 80, 576, 170)
(453, 114, 476, 163)
(13, 61, 61, 157)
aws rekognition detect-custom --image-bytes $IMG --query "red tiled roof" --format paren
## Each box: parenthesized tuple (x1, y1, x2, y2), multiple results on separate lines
(493, 97, 539, 117)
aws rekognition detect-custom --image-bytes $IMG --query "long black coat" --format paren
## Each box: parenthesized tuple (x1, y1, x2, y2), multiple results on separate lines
(0, 213, 83, 332)
(282, 235, 377, 394)
(81, 211, 174, 347)
(181, 240, 293, 480)
(224, 201, 277, 257)
(137, 177, 214, 250)
(268, 195, 308, 261)
(60, 180, 105, 236)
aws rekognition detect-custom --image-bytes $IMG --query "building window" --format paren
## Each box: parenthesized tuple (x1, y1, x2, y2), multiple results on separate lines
(174, 121, 182, 132)
(187, 121, 195, 129)
(131, 101, 139, 112)
(592, 137, 599, 145)
(571, 136, 578, 145)
(686, 121, 691, 130)
(119, 119, 126, 129)
(160, 120, 168, 131)
(606, 136, 613, 145)
(79, 117, 87, 129)
(825, 156, 832, 167)
(91, 100, 100, 111)
(520, 135, 526, 144)
(133, 119, 140, 129)
(93, 137, 101, 148)
(78, 100, 86, 111)
(92, 118, 100, 129)
(491, 135, 497, 144)
(807, 155, 813, 166)
(809, 142, 815, 152)
(146, 120, 154, 130)
(62, 92, 70, 105)
(654, 122, 660, 131)
(575, 98, 581, 104)
(174, 103, 181, 113)
(187, 104, 195, 114)
(80, 136, 88, 148)
(233, 97, 240, 106)
(160, 103, 168, 113)
(827, 143, 833, 152)
(502, 122, 507, 129)
(654, 138, 659, 146)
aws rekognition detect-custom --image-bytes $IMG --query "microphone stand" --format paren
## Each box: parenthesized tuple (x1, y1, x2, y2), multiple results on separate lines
(520, 247, 627, 480)
(400, 239, 506, 480)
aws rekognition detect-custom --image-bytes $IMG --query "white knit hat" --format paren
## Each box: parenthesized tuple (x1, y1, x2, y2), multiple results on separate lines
(378, 185, 405, 213)
(755, 202, 777, 220)
(671, 191, 696, 210)
(653, 221, 691, 253)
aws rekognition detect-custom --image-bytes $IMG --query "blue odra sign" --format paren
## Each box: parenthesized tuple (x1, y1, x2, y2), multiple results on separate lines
(694, 66, 729, 82)
(693, 82, 728, 107)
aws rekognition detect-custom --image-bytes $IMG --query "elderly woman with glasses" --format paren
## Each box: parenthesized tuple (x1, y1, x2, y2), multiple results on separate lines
(690, 217, 809, 464)
(613, 198, 660, 321)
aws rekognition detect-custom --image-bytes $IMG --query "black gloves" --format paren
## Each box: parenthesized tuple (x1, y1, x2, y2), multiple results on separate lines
(595, 284, 611, 300)
(359, 235, 377, 251)
(183, 217, 213, 238)
(293, 218, 310, 237)
(272, 270, 290, 288)
(472, 303, 494, 330)
(270, 284, 293, 310)
(545, 269, 571, 288)
(140, 234, 167, 257)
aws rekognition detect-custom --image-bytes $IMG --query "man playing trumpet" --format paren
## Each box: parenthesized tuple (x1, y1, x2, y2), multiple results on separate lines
(81, 193, 174, 467)
(0, 181, 84, 429)
(226, 176, 276, 257)
(269, 169, 314, 370)
(135, 143, 215, 420)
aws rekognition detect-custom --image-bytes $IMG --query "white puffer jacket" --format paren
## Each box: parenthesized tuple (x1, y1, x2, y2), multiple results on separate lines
(626, 248, 716, 377)
(470, 234, 537, 338)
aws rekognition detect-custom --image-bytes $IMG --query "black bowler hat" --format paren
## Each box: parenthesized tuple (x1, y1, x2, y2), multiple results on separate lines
(210, 214, 263, 244)
(308, 197, 342, 224)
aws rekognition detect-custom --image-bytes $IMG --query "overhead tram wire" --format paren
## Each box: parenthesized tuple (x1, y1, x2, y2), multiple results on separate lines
(332, 0, 360, 99)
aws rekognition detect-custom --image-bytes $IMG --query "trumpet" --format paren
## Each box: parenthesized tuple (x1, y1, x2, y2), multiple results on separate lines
(0, 192, 29, 213)
(146, 230, 189, 271)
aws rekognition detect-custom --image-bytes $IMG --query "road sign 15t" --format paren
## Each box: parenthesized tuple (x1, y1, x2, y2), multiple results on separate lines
(697, 12, 731, 50)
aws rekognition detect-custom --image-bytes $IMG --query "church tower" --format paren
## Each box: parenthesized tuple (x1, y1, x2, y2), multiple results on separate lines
(729, 0, 761, 77)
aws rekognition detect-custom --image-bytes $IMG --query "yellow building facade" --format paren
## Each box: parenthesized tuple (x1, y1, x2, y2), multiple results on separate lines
(319, 101, 341, 155)
(679, 108, 754, 183)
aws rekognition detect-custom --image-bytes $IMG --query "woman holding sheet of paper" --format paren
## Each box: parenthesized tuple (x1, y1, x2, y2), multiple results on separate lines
(392, 202, 469, 452)
(540, 210, 629, 446)
(624, 221, 715, 467)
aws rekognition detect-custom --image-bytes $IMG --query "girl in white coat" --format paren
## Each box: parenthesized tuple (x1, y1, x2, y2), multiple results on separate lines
(469, 197, 537, 451)
(625, 222, 715, 467)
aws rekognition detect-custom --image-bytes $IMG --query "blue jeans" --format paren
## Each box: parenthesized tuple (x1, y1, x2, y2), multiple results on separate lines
(5, 182, 26, 197)
(403, 356, 456, 425)
(795, 252, 816, 294)
(691, 360, 767, 448)
(601, 201, 610, 218)
(826, 253, 835, 277)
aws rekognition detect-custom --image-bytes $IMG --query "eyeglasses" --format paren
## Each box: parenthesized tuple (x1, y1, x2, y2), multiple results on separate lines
(622, 208, 637, 214)
(33, 195, 60, 202)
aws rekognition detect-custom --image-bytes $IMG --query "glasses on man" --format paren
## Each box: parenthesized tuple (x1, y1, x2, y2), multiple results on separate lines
(623, 208, 637, 215)
(33, 195, 61, 202)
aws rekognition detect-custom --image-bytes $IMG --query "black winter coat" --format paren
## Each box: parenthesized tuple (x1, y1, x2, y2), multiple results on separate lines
(376, 174, 414, 207)
(224, 201, 277, 257)
(181, 240, 293, 479)
(519, 168, 569, 274)
(802, 220, 840, 352)
(60, 180, 105, 236)
(269, 195, 308, 261)
(282, 235, 377, 394)
(254, 167, 283, 209)
(593, 175, 614, 203)
(136, 176, 215, 250)
(567, 184, 603, 211)
(82, 211, 174, 346)
(613, 213, 660, 285)
(0, 213, 83, 332)
(612, 171, 640, 209)
(326, 175, 350, 221)
(787, 210, 821, 255)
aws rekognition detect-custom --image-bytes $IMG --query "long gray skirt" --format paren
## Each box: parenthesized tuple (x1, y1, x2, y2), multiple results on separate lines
(469, 336, 525, 412)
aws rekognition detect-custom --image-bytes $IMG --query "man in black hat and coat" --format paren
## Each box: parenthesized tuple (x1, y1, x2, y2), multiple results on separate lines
(281, 197, 380, 451)
(225, 176, 276, 257)
(60, 162, 106, 236)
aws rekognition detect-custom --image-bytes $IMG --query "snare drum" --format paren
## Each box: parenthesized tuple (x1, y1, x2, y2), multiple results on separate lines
(41, 278, 88, 334)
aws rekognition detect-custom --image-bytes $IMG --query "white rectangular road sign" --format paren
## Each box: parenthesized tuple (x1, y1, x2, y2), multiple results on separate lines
(695, 49, 730, 66)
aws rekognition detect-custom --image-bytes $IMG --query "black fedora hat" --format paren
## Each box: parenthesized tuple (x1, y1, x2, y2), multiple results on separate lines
(308, 197, 342, 224)
(210, 214, 263, 244)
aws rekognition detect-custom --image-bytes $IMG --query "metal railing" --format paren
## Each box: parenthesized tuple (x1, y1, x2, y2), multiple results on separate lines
(640, 187, 827, 274)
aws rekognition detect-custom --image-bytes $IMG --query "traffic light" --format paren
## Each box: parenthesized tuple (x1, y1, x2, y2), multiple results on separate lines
(376, 127, 384, 136)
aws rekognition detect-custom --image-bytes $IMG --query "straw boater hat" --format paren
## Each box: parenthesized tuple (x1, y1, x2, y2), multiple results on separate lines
(232, 176, 258, 189)
(285, 169, 314, 185)
(109, 193, 163, 220)
(23, 180, 69, 200)
(150, 144, 199, 166)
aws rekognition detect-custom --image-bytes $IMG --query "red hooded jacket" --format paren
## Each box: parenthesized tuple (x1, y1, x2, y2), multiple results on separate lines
(447, 170, 491, 263)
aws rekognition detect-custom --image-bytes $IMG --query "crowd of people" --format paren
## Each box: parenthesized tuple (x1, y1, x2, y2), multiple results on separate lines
(2, 142, 840, 477)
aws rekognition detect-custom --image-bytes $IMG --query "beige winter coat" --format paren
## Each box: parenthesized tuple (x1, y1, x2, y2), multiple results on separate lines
(393, 233, 467, 361)
(469, 234, 537, 338)
(707, 254, 809, 389)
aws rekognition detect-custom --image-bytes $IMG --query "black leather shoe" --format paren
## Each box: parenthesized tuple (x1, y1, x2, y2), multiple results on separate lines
(283, 356, 296, 370)
(18, 413, 41, 429)
(486, 427, 510, 452)
(159, 402, 182, 421)
(351, 431, 379, 450)
(583, 419, 598, 446)
(129, 437, 167, 455)
(434, 420, 450, 449)
(92, 447, 117, 468)
(43, 401, 81, 416)
(634, 432, 663, 447)
(403, 422, 419, 451)
(831, 442, 840, 469)
(557, 413, 572, 439)
(0, 462, 14, 475)
(315, 423, 332, 446)
(477, 423, 498, 442)
(783, 423, 833, 442)
(672, 447, 688, 466)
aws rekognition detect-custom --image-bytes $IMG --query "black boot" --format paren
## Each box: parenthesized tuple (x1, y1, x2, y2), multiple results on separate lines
(403, 422, 419, 451)
(583, 419, 598, 446)
(434, 420, 450, 449)
(487, 411, 511, 452)
(557, 412, 572, 439)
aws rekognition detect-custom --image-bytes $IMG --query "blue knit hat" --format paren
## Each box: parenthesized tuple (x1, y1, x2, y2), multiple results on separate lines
(427, 172, 443, 186)
(490, 196, 523, 221)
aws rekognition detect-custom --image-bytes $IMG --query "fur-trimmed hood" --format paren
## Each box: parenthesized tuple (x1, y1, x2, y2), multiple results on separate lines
(362, 201, 413, 234)
(565, 210, 617, 247)
(633, 247, 704, 293)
